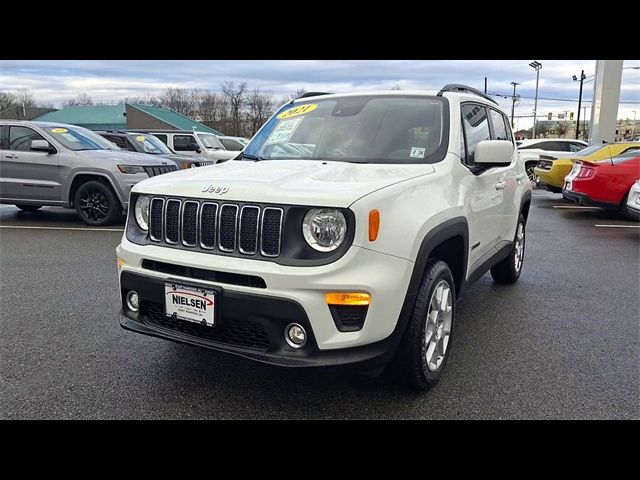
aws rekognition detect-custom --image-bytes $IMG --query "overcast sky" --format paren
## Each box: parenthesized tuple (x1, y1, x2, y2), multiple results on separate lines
(1, 60, 638, 130)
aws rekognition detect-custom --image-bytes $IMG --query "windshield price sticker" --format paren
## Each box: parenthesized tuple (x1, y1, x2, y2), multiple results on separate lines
(267, 117, 303, 144)
(277, 103, 317, 120)
(136, 135, 146, 141)
(51, 128, 68, 134)
(410, 147, 426, 158)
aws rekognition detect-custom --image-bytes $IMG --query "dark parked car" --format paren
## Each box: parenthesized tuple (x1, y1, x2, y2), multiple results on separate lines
(98, 131, 215, 169)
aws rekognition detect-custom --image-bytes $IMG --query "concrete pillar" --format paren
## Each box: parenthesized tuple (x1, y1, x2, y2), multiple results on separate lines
(589, 60, 623, 144)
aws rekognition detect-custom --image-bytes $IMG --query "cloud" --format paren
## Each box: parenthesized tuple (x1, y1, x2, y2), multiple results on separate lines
(1, 60, 638, 128)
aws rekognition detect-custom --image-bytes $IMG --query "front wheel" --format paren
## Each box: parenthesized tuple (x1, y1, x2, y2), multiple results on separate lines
(394, 259, 456, 391)
(15, 204, 42, 212)
(491, 214, 526, 283)
(74, 180, 121, 226)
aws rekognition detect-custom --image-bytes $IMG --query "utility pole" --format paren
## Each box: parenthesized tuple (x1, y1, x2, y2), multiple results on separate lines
(573, 70, 586, 140)
(510, 82, 520, 129)
(529, 61, 542, 139)
(633, 110, 637, 140)
(484, 77, 487, 94)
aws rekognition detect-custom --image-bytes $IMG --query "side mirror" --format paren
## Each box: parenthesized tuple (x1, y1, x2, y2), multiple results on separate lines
(31, 139, 55, 153)
(474, 140, 513, 166)
(195, 146, 201, 153)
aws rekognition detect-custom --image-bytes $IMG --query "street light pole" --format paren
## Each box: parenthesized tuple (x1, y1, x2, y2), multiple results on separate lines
(633, 110, 637, 140)
(510, 82, 519, 129)
(574, 70, 586, 140)
(529, 61, 542, 139)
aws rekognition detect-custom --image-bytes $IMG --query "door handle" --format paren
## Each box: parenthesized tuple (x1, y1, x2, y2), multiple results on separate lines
(5, 154, 17, 159)
(495, 181, 507, 190)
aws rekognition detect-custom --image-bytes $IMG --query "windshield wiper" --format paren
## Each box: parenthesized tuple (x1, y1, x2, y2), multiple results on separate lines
(241, 153, 267, 162)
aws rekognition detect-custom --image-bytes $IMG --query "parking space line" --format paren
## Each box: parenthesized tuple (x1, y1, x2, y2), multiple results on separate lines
(0, 225, 124, 232)
(594, 224, 640, 228)
(552, 206, 602, 209)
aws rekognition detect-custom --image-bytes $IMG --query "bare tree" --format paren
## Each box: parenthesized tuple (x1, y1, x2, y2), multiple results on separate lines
(160, 88, 199, 118)
(245, 88, 274, 136)
(62, 93, 94, 107)
(123, 94, 163, 107)
(14, 89, 36, 107)
(198, 91, 226, 131)
(221, 81, 247, 136)
(0, 92, 16, 111)
(535, 122, 551, 138)
(391, 84, 401, 90)
(556, 121, 569, 138)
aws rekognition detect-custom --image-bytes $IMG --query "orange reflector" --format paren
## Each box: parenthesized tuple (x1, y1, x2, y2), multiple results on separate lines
(369, 209, 380, 242)
(117, 256, 125, 269)
(326, 292, 371, 306)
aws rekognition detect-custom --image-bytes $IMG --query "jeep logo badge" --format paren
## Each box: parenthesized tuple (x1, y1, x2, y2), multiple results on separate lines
(202, 185, 229, 195)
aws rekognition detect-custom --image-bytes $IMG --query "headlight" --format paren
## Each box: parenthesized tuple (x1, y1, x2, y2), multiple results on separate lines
(302, 208, 347, 252)
(134, 195, 150, 231)
(118, 165, 145, 174)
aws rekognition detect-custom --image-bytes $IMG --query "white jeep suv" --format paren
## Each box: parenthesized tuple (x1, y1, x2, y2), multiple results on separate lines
(116, 85, 532, 390)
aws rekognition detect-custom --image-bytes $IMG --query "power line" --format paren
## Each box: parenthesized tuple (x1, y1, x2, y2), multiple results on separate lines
(487, 91, 638, 104)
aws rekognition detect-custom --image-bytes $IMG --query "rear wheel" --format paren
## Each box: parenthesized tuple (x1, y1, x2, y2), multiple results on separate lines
(74, 180, 121, 226)
(15, 204, 42, 212)
(491, 214, 526, 284)
(525, 161, 537, 186)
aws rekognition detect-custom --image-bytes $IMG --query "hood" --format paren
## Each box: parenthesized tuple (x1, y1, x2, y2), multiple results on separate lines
(159, 153, 200, 163)
(132, 159, 435, 207)
(77, 150, 173, 166)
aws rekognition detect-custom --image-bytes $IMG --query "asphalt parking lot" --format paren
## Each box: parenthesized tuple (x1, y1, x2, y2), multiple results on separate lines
(1, 191, 638, 419)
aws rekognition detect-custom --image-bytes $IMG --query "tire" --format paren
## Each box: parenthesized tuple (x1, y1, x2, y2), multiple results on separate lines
(620, 192, 639, 222)
(15, 204, 42, 212)
(394, 259, 456, 391)
(491, 214, 526, 284)
(525, 161, 537, 185)
(73, 180, 121, 226)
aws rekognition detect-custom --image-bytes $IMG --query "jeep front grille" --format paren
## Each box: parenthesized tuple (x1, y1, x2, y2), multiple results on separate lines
(148, 197, 283, 258)
(143, 165, 178, 177)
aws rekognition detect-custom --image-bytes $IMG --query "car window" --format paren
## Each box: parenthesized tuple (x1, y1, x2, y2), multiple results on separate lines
(461, 103, 491, 165)
(221, 138, 244, 150)
(575, 145, 603, 156)
(197, 134, 224, 149)
(154, 134, 168, 145)
(43, 125, 119, 151)
(9, 126, 46, 151)
(129, 134, 173, 154)
(569, 143, 584, 152)
(102, 134, 130, 150)
(489, 109, 509, 141)
(173, 135, 200, 152)
(518, 142, 541, 150)
(622, 146, 640, 154)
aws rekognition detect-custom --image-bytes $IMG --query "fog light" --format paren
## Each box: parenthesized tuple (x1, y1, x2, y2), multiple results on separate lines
(126, 291, 139, 312)
(285, 323, 307, 348)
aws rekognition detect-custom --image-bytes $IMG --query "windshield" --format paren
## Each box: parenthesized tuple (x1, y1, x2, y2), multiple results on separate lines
(197, 133, 224, 149)
(44, 125, 120, 151)
(243, 95, 448, 164)
(130, 134, 173, 154)
(575, 145, 604, 157)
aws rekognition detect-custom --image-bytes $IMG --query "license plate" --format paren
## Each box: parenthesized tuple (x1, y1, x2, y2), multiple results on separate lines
(164, 282, 216, 327)
(565, 181, 572, 191)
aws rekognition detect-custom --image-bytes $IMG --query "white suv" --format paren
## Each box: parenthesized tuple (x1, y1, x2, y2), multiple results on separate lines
(116, 86, 532, 390)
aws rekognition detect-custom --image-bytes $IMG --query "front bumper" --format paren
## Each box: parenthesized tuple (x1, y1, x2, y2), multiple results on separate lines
(119, 270, 405, 370)
(626, 203, 640, 220)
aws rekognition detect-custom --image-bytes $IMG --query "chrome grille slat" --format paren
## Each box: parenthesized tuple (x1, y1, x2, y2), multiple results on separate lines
(200, 202, 218, 249)
(165, 199, 181, 244)
(149, 198, 165, 242)
(181, 201, 199, 247)
(239, 206, 260, 255)
(147, 197, 282, 258)
(218, 204, 239, 252)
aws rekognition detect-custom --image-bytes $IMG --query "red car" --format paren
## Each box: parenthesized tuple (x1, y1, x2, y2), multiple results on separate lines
(562, 151, 640, 219)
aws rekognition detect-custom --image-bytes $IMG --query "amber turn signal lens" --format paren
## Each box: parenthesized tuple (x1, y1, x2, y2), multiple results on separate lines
(117, 257, 125, 269)
(326, 292, 371, 306)
(182, 162, 190, 169)
(369, 209, 380, 242)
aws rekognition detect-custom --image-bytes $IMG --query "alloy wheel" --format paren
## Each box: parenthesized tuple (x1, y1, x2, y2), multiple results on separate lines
(514, 223, 525, 271)
(79, 189, 110, 222)
(424, 280, 453, 371)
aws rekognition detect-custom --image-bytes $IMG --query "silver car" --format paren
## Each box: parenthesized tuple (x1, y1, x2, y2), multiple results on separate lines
(0, 120, 177, 226)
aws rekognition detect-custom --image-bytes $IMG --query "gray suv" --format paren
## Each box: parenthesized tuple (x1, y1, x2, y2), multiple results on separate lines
(0, 121, 177, 226)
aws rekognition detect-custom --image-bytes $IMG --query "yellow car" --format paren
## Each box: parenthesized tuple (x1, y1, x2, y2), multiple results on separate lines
(533, 142, 640, 192)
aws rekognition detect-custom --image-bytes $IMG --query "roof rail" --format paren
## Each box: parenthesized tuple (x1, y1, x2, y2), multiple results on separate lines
(437, 84, 498, 105)
(296, 91, 332, 99)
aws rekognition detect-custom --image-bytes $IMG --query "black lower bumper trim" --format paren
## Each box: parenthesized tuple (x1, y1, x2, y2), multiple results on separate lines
(119, 270, 403, 370)
(562, 189, 617, 209)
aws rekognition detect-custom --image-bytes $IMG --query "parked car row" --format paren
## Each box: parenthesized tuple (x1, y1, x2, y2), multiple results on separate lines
(0, 120, 249, 225)
(528, 141, 640, 220)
